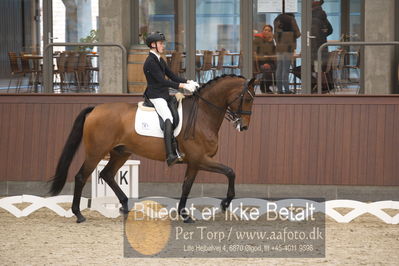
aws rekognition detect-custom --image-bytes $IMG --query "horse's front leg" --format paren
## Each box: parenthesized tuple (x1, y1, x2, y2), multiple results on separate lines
(178, 165, 198, 223)
(199, 157, 235, 211)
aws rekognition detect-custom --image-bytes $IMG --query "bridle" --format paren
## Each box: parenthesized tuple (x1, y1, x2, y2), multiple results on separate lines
(184, 79, 254, 139)
(194, 79, 255, 123)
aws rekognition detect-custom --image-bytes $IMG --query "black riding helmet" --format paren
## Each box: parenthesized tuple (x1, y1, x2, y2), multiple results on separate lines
(145, 32, 166, 48)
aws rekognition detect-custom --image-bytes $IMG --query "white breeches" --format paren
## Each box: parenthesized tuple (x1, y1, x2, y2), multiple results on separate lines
(149, 98, 173, 123)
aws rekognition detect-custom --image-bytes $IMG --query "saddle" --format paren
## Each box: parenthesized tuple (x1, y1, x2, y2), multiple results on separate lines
(135, 93, 184, 139)
(143, 95, 180, 130)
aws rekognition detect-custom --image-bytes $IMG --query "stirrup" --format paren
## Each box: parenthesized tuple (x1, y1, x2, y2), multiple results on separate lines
(175, 149, 185, 161)
(167, 154, 179, 167)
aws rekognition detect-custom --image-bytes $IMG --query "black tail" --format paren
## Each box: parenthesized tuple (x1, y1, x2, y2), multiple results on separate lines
(49, 106, 95, 196)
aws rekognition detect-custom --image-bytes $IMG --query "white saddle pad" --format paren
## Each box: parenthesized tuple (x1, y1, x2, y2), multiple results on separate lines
(135, 100, 183, 138)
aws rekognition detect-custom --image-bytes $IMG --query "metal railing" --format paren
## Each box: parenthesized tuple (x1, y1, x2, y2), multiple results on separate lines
(43, 43, 127, 93)
(317, 41, 399, 94)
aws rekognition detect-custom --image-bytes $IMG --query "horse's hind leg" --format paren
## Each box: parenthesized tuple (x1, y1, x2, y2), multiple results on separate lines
(72, 156, 102, 223)
(178, 165, 198, 223)
(98, 149, 131, 214)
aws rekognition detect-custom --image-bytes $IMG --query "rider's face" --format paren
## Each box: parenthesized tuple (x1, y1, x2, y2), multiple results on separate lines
(152, 41, 165, 53)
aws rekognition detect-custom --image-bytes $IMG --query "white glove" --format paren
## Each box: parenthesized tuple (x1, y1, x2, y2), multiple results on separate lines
(183, 82, 197, 93)
(188, 80, 200, 89)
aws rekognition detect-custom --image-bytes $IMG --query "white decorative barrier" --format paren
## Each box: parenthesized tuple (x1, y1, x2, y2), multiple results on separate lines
(0, 195, 88, 218)
(91, 160, 140, 217)
(325, 200, 399, 224)
(0, 196, 398, 224)
(90, 197, 122, 218)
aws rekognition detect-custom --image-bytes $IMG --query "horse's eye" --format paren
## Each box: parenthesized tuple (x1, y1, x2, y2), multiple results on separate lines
(245, 97, 252, 103)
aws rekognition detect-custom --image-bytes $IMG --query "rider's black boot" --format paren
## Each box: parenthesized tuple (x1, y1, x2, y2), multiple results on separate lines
(164, 119, 179, 167)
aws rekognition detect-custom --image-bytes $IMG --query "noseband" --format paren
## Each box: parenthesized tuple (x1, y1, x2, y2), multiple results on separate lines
(194, 80, 254, 123)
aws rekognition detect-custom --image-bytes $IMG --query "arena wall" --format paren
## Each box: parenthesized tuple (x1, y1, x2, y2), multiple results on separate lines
(0, 94, 398, 187)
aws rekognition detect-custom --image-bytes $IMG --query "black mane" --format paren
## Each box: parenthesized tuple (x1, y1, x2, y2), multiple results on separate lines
(196, 74, 246, 93)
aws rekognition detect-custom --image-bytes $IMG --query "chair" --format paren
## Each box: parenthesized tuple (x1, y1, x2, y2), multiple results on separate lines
(196, 50, 213, 84)
(312, 50, 338, 94)
(169, 51, 185, 77)
(324, 50, 339, 93)
(252, 52, 262, 92)
(211, 49, 226, 78)
(223, 52, 242, 75)
(85, 54, 99, 90)
(252, 52, 262, 77)
(76, 52, 88, 90)
(332, 49, 360, 94)
(65, 52, 79, 89)
(20, 52, 43, 92)
(55, 52, 67, 91)
(343, 50, 361, 94)
(7, 52, 24, 93)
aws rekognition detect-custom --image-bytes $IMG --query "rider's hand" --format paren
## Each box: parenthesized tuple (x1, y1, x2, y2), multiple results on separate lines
(183, 82, 197, 93)
(187, 80, 200, 88)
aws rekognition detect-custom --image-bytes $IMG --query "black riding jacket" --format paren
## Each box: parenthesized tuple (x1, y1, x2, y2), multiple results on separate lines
(143, 52, 187, 100)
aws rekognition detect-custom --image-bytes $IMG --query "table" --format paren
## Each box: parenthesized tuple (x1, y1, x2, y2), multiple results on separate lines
(256, 53, 301, 61)
(21, 54, 43, 92)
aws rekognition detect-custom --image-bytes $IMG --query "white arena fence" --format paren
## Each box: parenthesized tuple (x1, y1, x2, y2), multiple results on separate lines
(1, 195, 399, 224)
(0, 159, 398, 224)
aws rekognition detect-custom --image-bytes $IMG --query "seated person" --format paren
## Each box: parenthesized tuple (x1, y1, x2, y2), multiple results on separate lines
(253, 25, 276, 93)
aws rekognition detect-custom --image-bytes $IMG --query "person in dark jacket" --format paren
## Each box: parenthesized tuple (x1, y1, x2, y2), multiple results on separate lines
(273, 12, 301, 94)
(311, 0, 333, 92)
(143, 32, 198, 166)
(311, 0, 333, 69)
(253, 24, 276, 93)
(291, 0, 333, 93)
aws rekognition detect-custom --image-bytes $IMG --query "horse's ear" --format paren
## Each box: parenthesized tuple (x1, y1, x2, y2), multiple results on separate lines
(248, 78, 256, 88)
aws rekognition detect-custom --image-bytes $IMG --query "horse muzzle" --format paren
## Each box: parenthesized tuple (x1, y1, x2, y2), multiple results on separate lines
(234, 119, 249, 132)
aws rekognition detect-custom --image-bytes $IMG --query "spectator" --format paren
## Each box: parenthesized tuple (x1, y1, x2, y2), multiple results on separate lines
(274, 12, 301, 94)
(253, 24, 276, 93)
(291, 0, 333, 93)
(311, 0, 333, 69)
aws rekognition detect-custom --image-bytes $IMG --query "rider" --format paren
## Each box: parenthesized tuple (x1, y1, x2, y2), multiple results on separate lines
(143, 31, 199, 167)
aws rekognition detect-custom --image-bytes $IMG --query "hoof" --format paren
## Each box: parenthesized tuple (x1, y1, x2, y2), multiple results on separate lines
(221, 199, 231, 212)
(119, 205, 129, 214)
(182, 216, 195, 223)
(76, 215, 86, 223)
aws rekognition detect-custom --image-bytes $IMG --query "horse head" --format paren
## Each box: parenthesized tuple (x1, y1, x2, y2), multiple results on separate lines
(191, 75, 256, 135)
(224, 76, 256, 131)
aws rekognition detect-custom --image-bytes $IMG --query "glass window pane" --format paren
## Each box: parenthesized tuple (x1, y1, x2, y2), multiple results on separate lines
(139, 0, 183, 50)
(348, 0, 361, 41)
(196, 0, 240, 84)
(138, 0, 186, 78)
(311, 0, 362, 94)
(253, 0, 301, 94)
(52, 0, 99, 52)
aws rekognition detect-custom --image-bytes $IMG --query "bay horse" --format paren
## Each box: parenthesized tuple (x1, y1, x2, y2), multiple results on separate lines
(49, 74, 256, 223)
